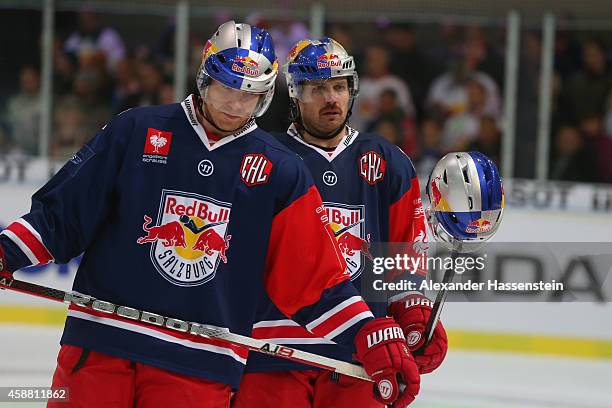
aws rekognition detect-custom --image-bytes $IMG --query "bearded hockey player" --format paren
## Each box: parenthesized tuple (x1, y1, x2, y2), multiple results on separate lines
(233, 38, 448, 408)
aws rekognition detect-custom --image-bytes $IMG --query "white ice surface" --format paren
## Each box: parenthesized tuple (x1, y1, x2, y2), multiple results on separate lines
(0, 325, 611, 407)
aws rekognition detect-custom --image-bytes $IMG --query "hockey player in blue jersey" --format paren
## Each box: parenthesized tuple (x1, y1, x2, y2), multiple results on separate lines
(233, 38, 448, 408)
(0, 23, 420, 407)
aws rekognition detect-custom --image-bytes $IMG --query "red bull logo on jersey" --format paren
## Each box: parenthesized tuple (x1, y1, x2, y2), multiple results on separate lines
(136, 190, 232, 286)
(316, 53, 342, 69)
(465, 218, 492, 234)
(325, 202, 370, 280)
(359, 151, 386, 185)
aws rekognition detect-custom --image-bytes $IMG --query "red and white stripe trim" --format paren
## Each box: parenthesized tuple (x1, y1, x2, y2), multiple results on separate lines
(305, 296, 373, 340)
(253, 319, 301, 329)
(0, 219, 54, 266)
(251, 297, 373, 345)
(67, 306, 248, 365)
(252, 319, 335, 345)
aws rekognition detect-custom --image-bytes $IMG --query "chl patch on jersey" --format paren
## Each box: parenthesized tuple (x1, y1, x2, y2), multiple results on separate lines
(241, 154, 272, 186)
(324, 202, 371, 280)
(359, 150, 386, 185)
(137, 190, 232, 286)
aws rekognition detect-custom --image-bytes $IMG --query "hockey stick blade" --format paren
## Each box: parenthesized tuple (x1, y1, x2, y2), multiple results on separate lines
(0, 276, 371, 382)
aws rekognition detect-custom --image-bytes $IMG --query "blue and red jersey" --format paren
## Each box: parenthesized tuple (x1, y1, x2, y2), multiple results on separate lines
(0, 96, 373, 388)
(246, 124, 427, 372)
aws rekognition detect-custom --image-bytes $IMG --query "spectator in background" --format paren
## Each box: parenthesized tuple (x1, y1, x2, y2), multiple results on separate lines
(136, 60, 164, 106)
(53, 39, 78, 97)
(114, 59, 165, 111)
(352, 45, 415, 130)
(327, 24, 355, 55)
(51, 99, 85, 159)
(579, 114, 612, 183)
(468, 115, 501, 167)
(64, 7, 126, 72)
(514, 31, 542, 178)
(554, 30, 581, 80)
(52, 67, 110, 159)
(426, 54, 501, 120)
(366, 88, 417, 155)
(415, 117, 443, 178)
(441, 78, 493, 152)
(383, 23, 437, 117)
(111, 57, 141, 113)
(550, 125, 598, 182)
(558, 39, 612, 125)
(374, 118, 402, 146)
(158, 81, 176, 105)
(366, 88, 406, 130)
(5, 65, 41, 155)
(462, 25, 504, 87)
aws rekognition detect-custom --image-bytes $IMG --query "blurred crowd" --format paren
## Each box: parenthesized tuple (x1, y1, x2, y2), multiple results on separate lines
(1, 8, 612, 183)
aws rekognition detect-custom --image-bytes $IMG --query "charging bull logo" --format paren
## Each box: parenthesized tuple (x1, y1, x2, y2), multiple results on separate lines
(137, 216, 187, 247)
(465, 218, 492, 234)
(137, 190, 232, 286)
(325, 203, 369, 280)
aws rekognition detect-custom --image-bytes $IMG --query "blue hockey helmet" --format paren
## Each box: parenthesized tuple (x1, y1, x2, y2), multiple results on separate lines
(196, 20, 279, 117)
(284, 38, 358, 124)
(426, 152, 504, 249)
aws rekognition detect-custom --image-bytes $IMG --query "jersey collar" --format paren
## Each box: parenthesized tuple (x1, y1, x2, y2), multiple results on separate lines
(181, 94, 258, 151)
(287, 123, 360, 162)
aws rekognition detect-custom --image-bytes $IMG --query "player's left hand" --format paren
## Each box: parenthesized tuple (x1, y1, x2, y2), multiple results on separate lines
(354, 317, 420, 407)
(388, 293, 448, 374)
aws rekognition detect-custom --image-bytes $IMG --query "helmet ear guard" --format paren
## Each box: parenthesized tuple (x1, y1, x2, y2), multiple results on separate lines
(426, 152, 504, 252)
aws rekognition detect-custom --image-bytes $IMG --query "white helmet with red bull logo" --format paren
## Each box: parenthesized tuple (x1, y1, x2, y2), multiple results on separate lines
(426, 152, 504, 251)
(196, 20, 279, 118)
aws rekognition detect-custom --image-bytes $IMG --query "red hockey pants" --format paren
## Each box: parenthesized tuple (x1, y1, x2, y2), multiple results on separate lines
(232, 370, 383, 408)
(47, 344, 231, 407)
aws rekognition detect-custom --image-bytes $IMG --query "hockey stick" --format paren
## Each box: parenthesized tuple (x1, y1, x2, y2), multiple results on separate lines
(0, 275, 371, 382)
(419, 243, 461, 350)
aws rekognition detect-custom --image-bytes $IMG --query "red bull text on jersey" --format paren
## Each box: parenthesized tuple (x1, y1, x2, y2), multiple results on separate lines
(0, 96, 373, 388)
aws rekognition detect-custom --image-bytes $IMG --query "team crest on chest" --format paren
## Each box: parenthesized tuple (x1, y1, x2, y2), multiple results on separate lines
(241, 154, 272, 186)
(359, 151, 386, 185)
(136, 190, 232, 286)
(324, 202, 371, 280)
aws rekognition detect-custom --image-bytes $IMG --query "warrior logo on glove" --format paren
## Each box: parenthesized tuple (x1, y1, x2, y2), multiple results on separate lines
(389, 293, 448, 374)
(355, 317, 421, 406)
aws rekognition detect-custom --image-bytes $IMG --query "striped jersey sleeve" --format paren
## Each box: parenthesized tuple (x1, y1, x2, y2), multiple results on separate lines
(262, 157, 373, 346)
(0, 112, 132, 272)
